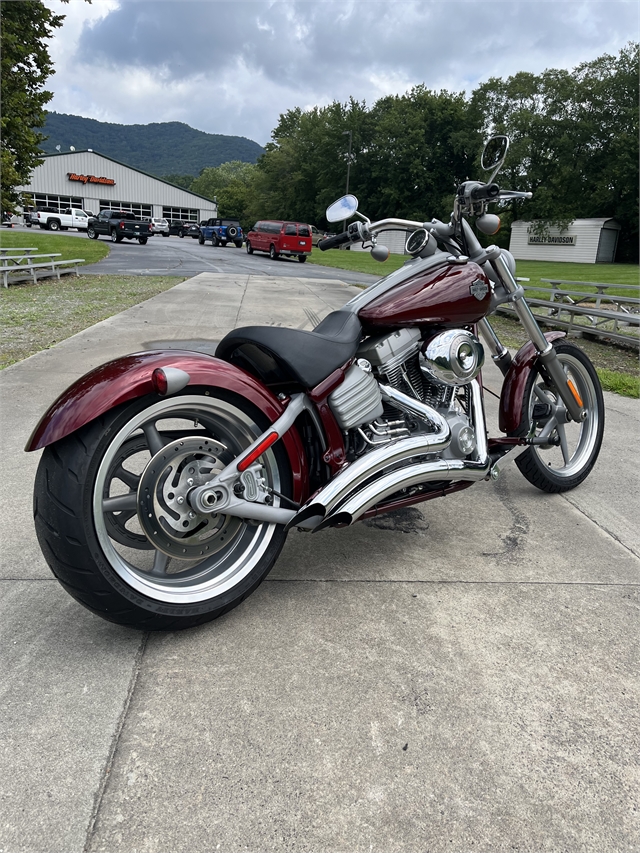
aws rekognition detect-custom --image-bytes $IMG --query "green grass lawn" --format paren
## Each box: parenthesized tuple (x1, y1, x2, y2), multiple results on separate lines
(307, 247, 406, 276)
(0, 274, 182, 368)
(0, 229, 109, 265)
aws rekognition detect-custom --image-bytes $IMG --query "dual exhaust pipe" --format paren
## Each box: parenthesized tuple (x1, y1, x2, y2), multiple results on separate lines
(286, 379, 490, 532)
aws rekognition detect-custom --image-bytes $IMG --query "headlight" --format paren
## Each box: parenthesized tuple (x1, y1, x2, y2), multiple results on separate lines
(420, 329, 484, 386)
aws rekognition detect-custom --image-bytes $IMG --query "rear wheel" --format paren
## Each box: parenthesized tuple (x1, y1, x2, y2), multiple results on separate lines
(198, 234, 205, 245)
(509, 341, 604, 492)
(48, 220, 60, 231)
(235, 242, 243, 249)
(270, 244, 279, 260)
(34, 392, 293, 630)
(111, 229, 122, 243)
(138, 237, 148, 245)
(298, 255, 307, 263)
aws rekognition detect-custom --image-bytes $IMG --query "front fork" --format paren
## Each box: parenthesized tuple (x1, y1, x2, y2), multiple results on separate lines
(479, 245, 586, 423)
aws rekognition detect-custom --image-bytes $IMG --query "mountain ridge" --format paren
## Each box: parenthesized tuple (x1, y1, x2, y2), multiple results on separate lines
(40, 113, 264, 178)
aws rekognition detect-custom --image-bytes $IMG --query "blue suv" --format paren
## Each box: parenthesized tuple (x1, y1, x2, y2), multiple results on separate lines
(198, 218, 244, 248)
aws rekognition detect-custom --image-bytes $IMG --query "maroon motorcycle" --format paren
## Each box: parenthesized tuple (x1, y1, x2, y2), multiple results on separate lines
(28, 137, 604, 630)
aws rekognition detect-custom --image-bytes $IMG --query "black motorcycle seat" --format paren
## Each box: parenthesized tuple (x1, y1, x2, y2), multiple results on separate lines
(216, 309, 362, 389)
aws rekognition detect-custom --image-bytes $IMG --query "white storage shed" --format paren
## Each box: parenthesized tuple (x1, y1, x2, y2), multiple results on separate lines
(18, 150, 218, 223)
(509, 219, 621, 264)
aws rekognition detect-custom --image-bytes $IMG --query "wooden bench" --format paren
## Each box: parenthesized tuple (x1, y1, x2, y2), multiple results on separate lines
(1, 257, 85, 288)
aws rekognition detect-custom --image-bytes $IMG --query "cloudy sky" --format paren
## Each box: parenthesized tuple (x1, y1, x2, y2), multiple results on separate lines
(43, 0, 637, 146)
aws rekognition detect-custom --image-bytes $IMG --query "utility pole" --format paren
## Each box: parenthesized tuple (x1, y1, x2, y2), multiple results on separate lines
(342, 129, 353, 235)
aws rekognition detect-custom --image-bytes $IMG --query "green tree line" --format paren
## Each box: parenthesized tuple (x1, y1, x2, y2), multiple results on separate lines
(166, 44, 638, 262)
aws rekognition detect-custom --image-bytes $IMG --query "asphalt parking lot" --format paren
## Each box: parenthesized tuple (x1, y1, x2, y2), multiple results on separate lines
(12, 225, 381, 285)
(1, 272, 638, 852)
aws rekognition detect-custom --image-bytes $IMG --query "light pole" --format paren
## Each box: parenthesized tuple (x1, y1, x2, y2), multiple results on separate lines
(342, 129, 352, 234)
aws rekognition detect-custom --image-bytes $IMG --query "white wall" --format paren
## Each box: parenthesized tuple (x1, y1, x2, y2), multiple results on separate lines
(509, 219, 620, 263)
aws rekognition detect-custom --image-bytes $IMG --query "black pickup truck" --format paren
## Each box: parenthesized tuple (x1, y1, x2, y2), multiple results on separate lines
(87, 210, 151, 244)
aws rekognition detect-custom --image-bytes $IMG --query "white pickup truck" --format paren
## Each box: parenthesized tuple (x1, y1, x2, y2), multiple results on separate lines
(37, 208, 89, 232)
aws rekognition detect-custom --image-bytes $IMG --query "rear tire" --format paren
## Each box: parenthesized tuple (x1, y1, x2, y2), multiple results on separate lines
(138, 237, 148, 245)
(508, 341, 604, 493)
(48, 220, 60, 231)
(198, 234, 205, 245)
(298, 255, 307, 263)
(270, 244, 279, 260)
(33, 392, 293, 630)
(235, 242, 243, 249)
(111, 229, 122, 243)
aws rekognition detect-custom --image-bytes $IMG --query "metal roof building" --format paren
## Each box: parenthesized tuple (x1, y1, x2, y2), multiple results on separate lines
(18, 150, 217, 223)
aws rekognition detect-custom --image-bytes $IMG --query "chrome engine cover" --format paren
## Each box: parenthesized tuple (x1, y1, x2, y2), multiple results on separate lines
(420, 329, 484, 387)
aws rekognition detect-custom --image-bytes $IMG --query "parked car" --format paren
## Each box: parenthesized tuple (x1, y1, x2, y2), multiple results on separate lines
(149, 217, 170, 236)
(184, 222, 201, 239)
(245, 221, 312, 262)
(310, 225, 327, 246)
(199, 218, 244, 247)
(167, 220, 200, 238)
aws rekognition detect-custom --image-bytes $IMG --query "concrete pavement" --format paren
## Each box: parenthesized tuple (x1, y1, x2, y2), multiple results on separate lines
(1, 273, 638, 852)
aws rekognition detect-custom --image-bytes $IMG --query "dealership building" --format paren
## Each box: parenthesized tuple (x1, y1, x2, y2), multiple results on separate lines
(18, 150, 218, 222)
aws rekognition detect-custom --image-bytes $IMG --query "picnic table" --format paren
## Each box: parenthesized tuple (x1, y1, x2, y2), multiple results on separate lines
(0, 252, 84, 288)
(0, 247, 39, 257)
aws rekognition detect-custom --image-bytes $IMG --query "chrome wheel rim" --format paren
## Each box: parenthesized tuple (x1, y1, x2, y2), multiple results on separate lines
(528, 353, 600, 478)
(93, 396, 282, 604)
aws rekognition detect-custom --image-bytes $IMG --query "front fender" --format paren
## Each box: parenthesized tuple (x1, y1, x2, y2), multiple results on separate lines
(498, 332, 566, 434)
(25, 350, 309, 501)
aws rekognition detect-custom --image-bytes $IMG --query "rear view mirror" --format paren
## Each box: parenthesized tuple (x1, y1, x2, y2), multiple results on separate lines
(326, 194, 359, 223)
(481, 136, 509, 179)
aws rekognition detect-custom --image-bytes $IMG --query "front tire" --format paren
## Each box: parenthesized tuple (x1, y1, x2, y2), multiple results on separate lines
(246, 241, 253, 254)
(34, 392, 293, 630)
(87, 227, 98, 240)
(509, 341, 604, 493)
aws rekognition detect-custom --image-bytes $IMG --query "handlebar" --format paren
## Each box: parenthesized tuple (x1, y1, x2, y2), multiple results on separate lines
(470, 183, 501, 201)
(318, 231, 352, 251)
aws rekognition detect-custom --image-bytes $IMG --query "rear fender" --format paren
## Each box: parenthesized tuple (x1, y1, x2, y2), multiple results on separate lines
(25, 350, 309, 502)
(498, 332, 566, 433)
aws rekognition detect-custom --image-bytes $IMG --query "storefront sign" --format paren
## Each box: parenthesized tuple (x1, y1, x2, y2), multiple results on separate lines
(527, 232, 576, 246)
(67, 173, 116, 186)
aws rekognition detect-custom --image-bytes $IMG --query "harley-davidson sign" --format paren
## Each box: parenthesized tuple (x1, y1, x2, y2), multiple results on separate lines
(67, 173, 116, 186)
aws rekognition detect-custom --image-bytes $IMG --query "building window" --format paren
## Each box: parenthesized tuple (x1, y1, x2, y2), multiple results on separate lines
(99, 199, 152, 218)
(32, 193, 83, 212)
(162, 206, 199, 222)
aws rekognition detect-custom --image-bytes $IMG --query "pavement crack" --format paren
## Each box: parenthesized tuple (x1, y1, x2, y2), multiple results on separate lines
(561, 493, 640, 559)
(83, 631, 149, 852)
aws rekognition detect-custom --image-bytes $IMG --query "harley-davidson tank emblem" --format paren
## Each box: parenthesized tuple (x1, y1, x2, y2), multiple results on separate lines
(470, 278, 489, 301)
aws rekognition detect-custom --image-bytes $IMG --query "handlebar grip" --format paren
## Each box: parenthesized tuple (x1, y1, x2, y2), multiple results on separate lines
(470, 183, 501, 201)
(318, 231, 352, 251)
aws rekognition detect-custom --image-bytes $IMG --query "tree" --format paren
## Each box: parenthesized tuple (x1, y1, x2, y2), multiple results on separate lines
(0, 0, 67, 213)
(190, 161, 258, 226)
(470, 44, 639, 260)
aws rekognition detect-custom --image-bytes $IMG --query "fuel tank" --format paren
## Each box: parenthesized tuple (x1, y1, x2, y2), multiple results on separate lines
(357, 260, 491, 329)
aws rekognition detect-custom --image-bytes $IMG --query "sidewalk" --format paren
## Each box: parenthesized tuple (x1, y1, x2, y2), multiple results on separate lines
(1, 273, 638, 852)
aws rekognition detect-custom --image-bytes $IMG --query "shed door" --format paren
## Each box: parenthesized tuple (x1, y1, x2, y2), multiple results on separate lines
(596, 227, 619, 263)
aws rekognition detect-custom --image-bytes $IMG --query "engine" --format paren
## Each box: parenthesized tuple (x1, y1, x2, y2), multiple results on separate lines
(328, 327, 484, 461)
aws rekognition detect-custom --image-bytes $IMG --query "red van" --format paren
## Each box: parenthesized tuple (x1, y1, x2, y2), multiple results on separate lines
(245, 220, 312, 262)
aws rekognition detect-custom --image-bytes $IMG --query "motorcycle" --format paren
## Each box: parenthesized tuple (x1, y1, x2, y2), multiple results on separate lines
(27, 137, 604, 630)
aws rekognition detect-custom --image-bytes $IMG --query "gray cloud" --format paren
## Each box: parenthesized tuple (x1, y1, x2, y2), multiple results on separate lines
(46, 0, 638, 145)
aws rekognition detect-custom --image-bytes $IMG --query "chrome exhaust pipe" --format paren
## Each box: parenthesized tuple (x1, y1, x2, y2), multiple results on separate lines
(313, 380, 490, 530)
(286, 388, 452, 532)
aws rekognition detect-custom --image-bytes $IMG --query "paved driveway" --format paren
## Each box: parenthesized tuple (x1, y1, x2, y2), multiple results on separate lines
(1, 274, 638, 852)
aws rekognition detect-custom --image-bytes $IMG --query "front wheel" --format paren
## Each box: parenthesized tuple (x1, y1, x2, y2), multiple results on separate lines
(246, 241, 253, 254)
(87, 227, 98, 240)
(34, 392, 293, 630)
(509, 341, 604, 493)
